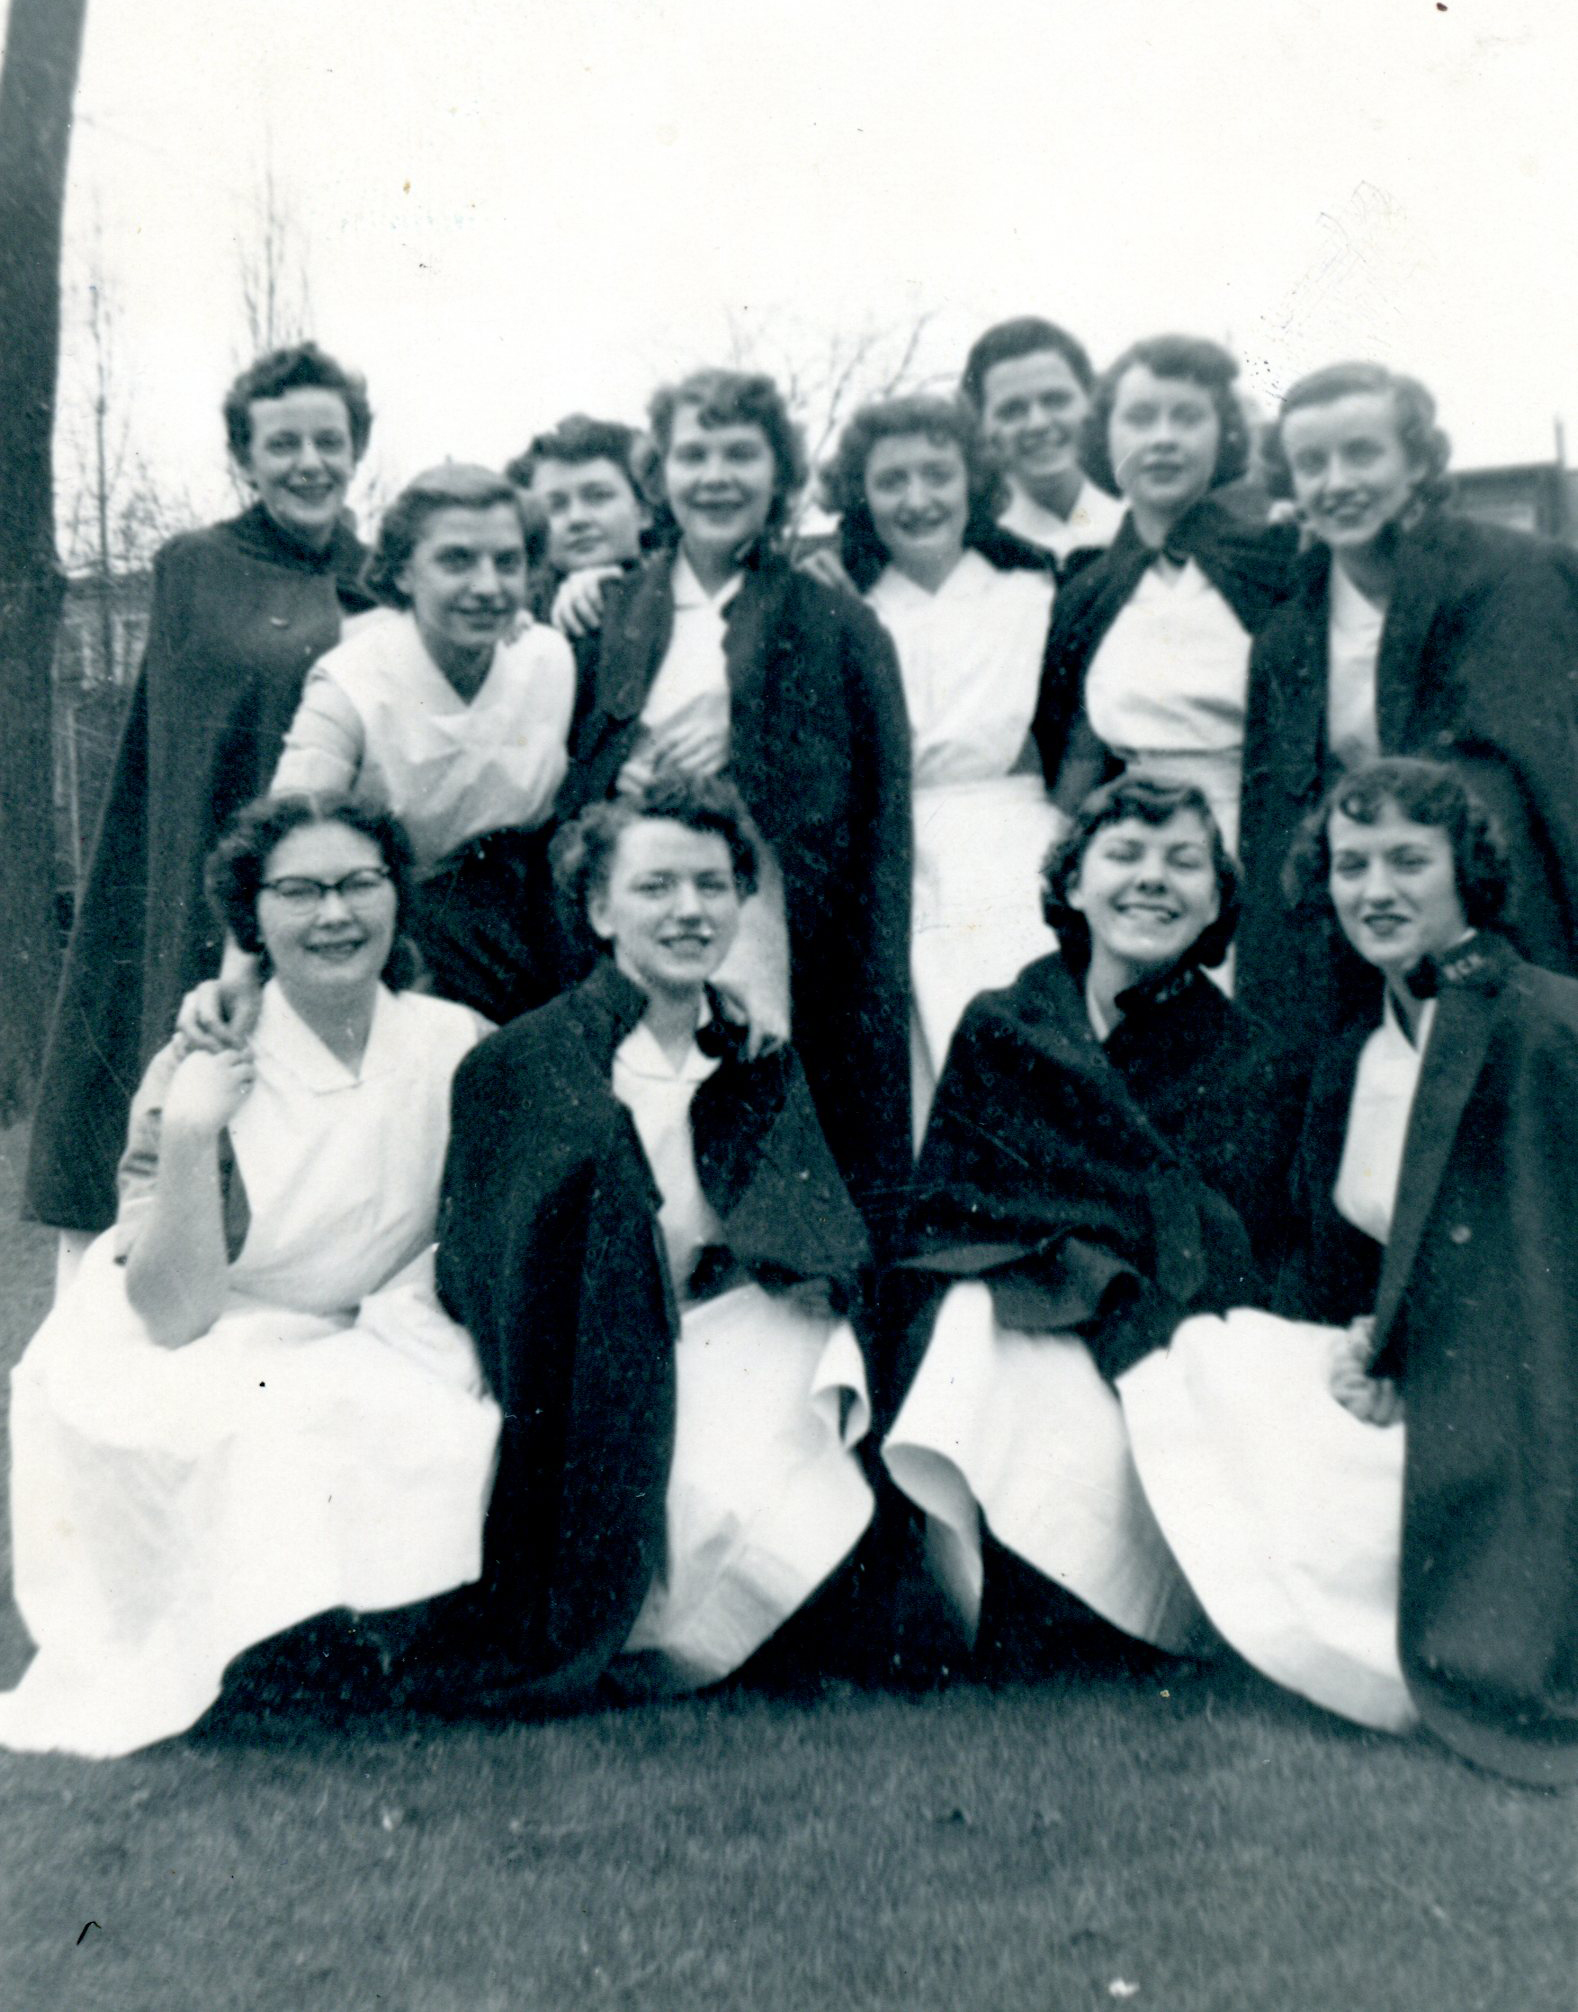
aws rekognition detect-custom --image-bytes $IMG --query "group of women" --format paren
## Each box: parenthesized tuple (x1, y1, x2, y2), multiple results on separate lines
(4, 324, 1576, 1788)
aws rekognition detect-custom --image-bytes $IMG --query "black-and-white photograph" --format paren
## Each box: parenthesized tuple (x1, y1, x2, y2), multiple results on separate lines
(1, 1, 1575, 2006)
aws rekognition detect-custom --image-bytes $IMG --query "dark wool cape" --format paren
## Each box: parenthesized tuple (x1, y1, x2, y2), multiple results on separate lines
(1280, 934, 1578, 1786)
(25, 505, 373, 1231)
(556, 543, 914, 1249)
(1031, 498, 1297, 795)
(1237, 510, 1578, 1052)
(889, 953, 1305, 1413)
(434, 961, 872, 1705)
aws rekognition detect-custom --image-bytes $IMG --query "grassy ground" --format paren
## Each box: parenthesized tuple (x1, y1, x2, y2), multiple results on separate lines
(0, 1122, 1573, 2012)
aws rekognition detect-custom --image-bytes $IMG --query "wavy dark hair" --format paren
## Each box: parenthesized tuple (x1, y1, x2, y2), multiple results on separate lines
(1042, 772, 1241, 974)
(820, 394, 1001, 591)
(505, 413, 645, 492)
(223, 342, 373, 464)
(549, 773, 761, 947)
(959, 316, 1096, 411)
(637, 369, 807, 545)
(1261, 362, 1453, 511)
(364, 463, 530, 609)
(1080, 335, 1250, 499)
(1282, 757, 1511, 931)
(205, 793, 420, 988)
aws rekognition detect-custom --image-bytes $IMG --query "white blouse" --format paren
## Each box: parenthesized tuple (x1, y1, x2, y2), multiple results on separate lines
(610, 1017, 724, 1294)
(1332, 990, 1435, 1246)
(1084, 559, 1252, 756)
(998, 480, 1126, 566)
(273, 610, 574, 868)
(636, 552, 740, 765)
(865, 551, 1054, 789)
(1326, 561, 1385, 772)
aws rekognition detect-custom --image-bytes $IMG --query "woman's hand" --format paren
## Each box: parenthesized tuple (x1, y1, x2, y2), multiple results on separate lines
(794, 547, 858, 597)
(1328, 1317, 1403, 1427)
(551, 565, 620, 639)
(176, 940, 263, 1052)
(161, 1047, 256, 1139)
(711, 981, 788, 1059)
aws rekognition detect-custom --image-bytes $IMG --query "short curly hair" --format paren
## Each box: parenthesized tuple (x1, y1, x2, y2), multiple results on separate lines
(205, 793, 421, 988)
(1080, 335, 1251, 499)
(820, 394, 1001, 592)
(959, 317, 1095, 412)
(504, 413, 644, 493)
(1041, 771, 1242, 974)
(364, 464, 531, 609)
(1281, 757, 1511, 930)
(549, 774, 761, 940)
(638, 369, 807, 542)
(1261, 362, 1453, 510)
(222, 342, 373, 464)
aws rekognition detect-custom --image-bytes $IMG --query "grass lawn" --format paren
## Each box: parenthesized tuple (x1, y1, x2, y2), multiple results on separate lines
(0, 1121, 1572, 2012)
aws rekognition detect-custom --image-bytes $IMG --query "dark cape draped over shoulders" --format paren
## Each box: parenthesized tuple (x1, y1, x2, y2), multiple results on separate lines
(1237, 509, 1578, 1052)
(1279, 933, 1578, 1786)
(26, 505, 373, 1231)
(556, 541, 914, 1250)
(434, 960, 872, 1706)
(889, 951, 1305, 1411)
(1031, 498, 1298, 791)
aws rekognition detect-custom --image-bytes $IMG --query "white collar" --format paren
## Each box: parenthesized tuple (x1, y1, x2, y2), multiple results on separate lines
(671, 550, 743, 614)
(252, 979, 401, 1092)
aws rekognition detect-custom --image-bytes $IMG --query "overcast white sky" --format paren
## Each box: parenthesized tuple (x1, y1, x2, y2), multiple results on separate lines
(39, 0, 1578, 527)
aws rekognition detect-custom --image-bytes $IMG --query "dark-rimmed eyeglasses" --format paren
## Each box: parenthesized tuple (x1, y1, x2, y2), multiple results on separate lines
(258, 868, 393, 912)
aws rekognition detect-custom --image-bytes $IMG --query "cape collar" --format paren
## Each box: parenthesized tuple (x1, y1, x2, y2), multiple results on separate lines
(226, 501, 374, 608)
(569, 959, 747, 1070)
(1402, 930, 1512, 1000)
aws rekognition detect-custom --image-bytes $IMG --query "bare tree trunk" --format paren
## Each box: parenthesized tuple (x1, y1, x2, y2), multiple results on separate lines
(0, 0, 90, 1121)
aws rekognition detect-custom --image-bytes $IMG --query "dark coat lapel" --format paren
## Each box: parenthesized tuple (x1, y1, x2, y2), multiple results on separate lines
(1371, 942, 1507, 1351)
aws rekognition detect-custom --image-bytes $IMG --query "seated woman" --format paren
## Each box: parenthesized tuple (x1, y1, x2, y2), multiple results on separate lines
(822, 393, 1059, 1138)
(553, 367, 912, 1252)
(1122, 758, 1578, 1787)
(435, 774, 875, 1702)
(1237, 363, 1578, 1052)
(882, 775, 1303, 1659)
(1034, 335, 1295, 859)
(0, 797, 501, 1759)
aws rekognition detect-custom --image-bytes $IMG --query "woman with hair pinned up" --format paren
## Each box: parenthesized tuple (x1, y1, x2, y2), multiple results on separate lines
(1236, 362, 1578, 1052)
(1034, 335, 1296, 861)
(1124, 759, 1578, 1786)
(554, 367, 913, 1252)
(822, 392, 1058, 1137)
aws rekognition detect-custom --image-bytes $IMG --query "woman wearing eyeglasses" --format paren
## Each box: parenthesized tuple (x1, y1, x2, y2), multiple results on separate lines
(0, 795, 501, 1759)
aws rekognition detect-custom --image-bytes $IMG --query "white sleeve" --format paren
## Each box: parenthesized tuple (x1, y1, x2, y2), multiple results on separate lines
(272, 664, 365, 798)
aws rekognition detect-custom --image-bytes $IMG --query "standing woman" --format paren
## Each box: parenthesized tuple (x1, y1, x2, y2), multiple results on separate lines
(822, 393, 1058, 1135)
(195, 464, 574, 1027)
(1034, 336, 1295, 857)
(1237, 363, 1578, 1050)
(557, 368, 912, 1249)
(26, 343, 377, 1253)
(435, 775, 875, 1701)
(1123, 760, 1578, 1785)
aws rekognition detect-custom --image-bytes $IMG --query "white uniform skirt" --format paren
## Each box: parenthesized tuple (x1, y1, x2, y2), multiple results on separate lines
(881, 1281, 1205, 1652)
(1119, 1308, 1417, 1732)
(0, 1238, 501, 1759)
(910, 775, 1064, 1142)
(621, 1283, 873, 1689)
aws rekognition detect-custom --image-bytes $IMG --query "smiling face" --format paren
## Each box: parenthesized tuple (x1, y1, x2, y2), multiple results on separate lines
(1327, 802, 1468, 983)
(526, 454, 650, 574)
(396, 503, 528, 675)
(661, 406, 777, 581)
(1280, 390, 1426, 556)
(1068, 810, 1221, 988)
(588, 818, 742, 1001)
(978, 348, 1090, 504)
(1106, 365, 1221, 531)
(863, 431, 970, 586)
(236, 387, 358, 551)
(256, 820, 399, 1011)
